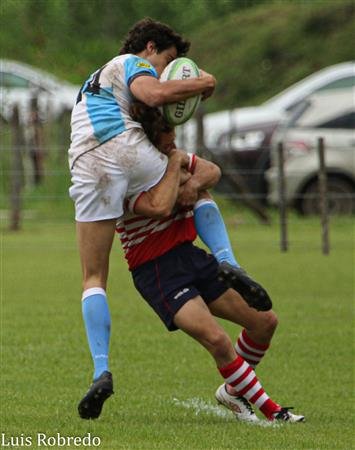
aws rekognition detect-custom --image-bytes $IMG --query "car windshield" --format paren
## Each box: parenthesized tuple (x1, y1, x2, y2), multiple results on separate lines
(285, 100, 311, 127)
(287, 88, 354, 128)
(0, 60, 71, 91)
(0, 72, 31, 88)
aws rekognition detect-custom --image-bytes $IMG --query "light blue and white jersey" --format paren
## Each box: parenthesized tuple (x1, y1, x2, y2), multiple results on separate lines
(68, 54, 158, 167)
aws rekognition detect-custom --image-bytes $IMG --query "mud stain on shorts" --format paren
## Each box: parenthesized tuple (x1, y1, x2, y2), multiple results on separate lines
(114, 146, 138, 170)
(101, 195, 111, 206)
(95, 171, 112, 206)
(100, 136, 138, 171)
(90, 158, 112, 205)
(96, 172, 111, 190)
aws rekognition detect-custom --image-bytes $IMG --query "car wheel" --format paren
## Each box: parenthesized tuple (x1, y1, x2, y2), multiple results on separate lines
(300, 177, 355, 216)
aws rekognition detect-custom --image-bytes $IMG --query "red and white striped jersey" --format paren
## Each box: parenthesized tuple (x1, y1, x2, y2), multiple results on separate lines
(116, 153, 197, 270)
(116, 205, 196, 270)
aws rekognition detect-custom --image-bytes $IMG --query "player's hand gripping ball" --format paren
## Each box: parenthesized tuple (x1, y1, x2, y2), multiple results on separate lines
(160, 57, 201, 126)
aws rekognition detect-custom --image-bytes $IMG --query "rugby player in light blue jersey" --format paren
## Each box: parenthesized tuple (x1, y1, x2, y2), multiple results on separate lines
(69, 18, 216, 420)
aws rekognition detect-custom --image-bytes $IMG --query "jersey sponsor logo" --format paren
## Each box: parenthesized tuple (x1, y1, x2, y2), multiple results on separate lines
(136, 61, 152, 69)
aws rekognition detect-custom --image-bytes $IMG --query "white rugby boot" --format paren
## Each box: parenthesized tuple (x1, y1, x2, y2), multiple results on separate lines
(215, 384, 259, 423)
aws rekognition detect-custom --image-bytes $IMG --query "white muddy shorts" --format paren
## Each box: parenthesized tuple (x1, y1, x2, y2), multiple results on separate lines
(69, 128, 168, 222)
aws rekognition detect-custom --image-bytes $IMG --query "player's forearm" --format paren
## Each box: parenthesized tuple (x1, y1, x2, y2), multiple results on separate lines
(190, 158, 221, 191)
(134, 156, 184, 219)
(155, 78, 214, 106)
(131, 76, 215, 108)
(175, 158, 220, 207)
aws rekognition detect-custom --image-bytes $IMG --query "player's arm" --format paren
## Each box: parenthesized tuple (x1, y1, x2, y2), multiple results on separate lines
(189, 156, 221, 190)
(130, 71, 216, 108)
(133, 150, 191, 219)
(177, 156, 221, 206)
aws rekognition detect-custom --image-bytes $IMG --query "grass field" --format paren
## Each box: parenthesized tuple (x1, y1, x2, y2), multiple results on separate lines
(1, 206, 354, 450)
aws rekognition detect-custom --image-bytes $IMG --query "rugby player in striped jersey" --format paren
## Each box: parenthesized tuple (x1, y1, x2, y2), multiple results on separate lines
(113, 110, 304, 424)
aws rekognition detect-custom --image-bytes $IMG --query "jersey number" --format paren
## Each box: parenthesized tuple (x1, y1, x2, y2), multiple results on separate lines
(76, 65, 106, 104)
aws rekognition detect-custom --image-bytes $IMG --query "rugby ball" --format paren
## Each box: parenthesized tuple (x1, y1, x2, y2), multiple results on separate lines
(160, 57, 201, 126)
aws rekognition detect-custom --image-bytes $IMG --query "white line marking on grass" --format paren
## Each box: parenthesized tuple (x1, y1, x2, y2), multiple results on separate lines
(172, 397, 280, 427)
(173, 397, 232, 418)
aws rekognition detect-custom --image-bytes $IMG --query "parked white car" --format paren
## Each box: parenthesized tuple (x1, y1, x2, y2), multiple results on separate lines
(176, 61, 355, 202)
(178, 61, 355, 151)
(0, 59, 79, 123)
(266, 87, 355, 215)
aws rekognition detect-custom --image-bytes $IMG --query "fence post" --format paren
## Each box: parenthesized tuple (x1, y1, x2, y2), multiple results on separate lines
(278, 141, 288, 251)
(57, 110, 71, 162)
(228, 109, 234, 149)
(10, 105, 24, 230)
(29, 95, 44, 184)
(195, 106, 206, 158)
(317, 137, 330, 255)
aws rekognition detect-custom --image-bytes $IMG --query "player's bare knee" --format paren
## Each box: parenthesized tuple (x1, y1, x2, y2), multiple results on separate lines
(260, 311, 278, 336)
(207, 331, 233, 360)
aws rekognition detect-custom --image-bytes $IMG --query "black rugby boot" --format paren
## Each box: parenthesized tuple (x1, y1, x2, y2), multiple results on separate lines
(78, 371, 114, 419)
(218, 262, 272, 311)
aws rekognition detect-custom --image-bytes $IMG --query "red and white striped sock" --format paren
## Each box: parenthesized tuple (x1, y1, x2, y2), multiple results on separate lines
(235, 329, 270, 368)
(218, 355, 280, 419)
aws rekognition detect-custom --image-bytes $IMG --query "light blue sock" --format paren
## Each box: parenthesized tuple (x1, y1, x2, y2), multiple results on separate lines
(194, 199, 240, 267)
(82, 288, 111, 380)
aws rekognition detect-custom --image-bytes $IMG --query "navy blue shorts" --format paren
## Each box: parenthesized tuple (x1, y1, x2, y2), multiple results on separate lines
(131, 242, 229, 331)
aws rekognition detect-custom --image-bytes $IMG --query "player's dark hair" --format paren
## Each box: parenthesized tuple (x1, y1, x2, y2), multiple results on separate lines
(119, 18, 190, 56)
(131, 102, 173, 148)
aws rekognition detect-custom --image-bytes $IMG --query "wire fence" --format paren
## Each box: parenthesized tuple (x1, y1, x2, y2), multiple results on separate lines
(1, 101, 354, 254)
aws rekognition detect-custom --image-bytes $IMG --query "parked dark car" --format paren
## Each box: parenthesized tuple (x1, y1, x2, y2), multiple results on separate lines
(210, 122, 277, 202)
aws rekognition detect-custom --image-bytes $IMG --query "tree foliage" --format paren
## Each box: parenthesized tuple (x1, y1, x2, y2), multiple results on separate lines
(0, 0, 354, 110)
